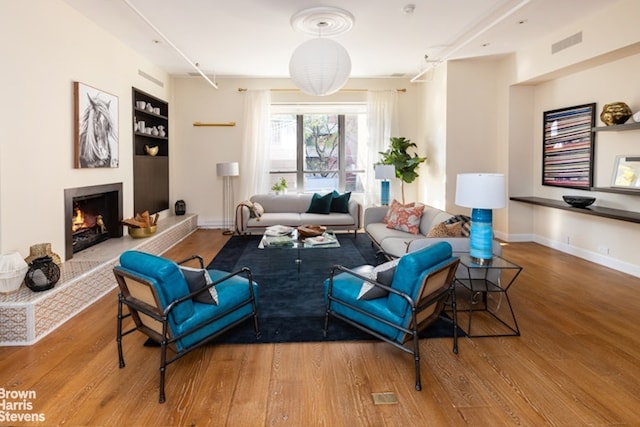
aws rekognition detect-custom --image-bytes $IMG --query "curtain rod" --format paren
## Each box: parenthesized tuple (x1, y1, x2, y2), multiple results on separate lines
(237, 88, 406, 93)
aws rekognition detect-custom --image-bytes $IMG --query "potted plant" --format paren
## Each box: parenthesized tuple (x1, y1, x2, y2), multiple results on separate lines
(378, 136, 426, 204)
(271, 177, 288, 195)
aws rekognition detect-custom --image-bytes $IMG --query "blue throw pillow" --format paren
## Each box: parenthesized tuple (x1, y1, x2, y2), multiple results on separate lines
(331, 191, 351, 213)
(307, 192, 333, 214)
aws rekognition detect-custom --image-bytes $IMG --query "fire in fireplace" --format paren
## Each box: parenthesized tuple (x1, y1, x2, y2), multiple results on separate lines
(71, 197, 110, 253)
(64, 183, 123, 260)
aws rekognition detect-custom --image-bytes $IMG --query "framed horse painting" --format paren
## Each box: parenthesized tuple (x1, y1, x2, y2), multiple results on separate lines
(74, 82, 119, 168)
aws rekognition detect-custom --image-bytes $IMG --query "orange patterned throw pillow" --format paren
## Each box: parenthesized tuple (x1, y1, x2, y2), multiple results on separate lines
(385, 205, 424, 234)
(383, 199, 416, 223)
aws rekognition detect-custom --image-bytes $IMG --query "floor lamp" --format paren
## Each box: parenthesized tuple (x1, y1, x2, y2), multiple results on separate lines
(455, 173, 506, 265)
(375, 164, 396, 206)
(216, 162, 239, 235)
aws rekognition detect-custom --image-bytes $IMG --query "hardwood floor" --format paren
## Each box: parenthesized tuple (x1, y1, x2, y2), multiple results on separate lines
(1, 229, 639, 426)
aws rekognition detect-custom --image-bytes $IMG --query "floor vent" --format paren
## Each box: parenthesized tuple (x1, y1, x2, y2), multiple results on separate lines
(552, 32, 583, 54)
(372, 392, 398, 405)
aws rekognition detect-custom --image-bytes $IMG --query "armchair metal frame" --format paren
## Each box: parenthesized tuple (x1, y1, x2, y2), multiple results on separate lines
(114, 255, 259, 403)
(323, 258, 460, 391)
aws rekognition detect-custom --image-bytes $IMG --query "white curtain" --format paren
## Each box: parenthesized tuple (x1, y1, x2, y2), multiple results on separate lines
(239, 90, 272, 201)
(364, 90, 398, 206)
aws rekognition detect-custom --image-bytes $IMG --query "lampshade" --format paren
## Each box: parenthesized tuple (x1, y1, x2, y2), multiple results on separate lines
(216, 162, 239, 177)
(374, 164, 396, 180)
(455, 173, 506, 209)
(289, 38, 351, 96)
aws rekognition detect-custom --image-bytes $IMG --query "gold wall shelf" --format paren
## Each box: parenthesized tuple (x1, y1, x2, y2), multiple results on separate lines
(193, 122, 236, 127)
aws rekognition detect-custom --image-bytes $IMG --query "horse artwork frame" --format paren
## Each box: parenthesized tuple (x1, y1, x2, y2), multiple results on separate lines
(74, 82, 119, 168)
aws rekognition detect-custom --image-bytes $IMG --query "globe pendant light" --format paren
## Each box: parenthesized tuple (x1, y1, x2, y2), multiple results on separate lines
(289, 37, 351, 96)
(289, 7, 354, 96)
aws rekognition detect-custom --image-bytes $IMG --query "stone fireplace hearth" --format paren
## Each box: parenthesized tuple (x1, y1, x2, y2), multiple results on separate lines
(0, 213, 198, 345)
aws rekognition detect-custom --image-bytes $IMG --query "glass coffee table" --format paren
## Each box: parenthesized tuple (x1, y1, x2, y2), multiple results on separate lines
(258, 226, 340, 271)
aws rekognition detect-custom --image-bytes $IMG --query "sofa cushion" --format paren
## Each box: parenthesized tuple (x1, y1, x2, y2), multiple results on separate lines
(427, 221, 462, 237)
(384, 199, 415, 223)
(180, 266, 219, 305)
(331, 191, 351, 213)
(419, 207, 455, 236)
(250, 194, 313, 214)
(443, 214, 471, 237)
(307, 192, 333, 214)
(386, 205, 424, 234)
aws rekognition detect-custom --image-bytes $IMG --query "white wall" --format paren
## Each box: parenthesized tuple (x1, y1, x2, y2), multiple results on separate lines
(170, 77, 424, 227)
(500, 0, 640, 276)
(419, 64, 448, 210)
(0, 0, 170, 258)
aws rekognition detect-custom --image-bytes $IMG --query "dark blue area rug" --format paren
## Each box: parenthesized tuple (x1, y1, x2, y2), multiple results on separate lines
(206, 233, 460, 344)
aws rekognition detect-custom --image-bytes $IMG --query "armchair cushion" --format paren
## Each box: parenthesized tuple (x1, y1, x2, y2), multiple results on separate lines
(387, 242, 453, 317)
(357, 259, 399, 300)
(173, 270, 258, 349)
(119, 251, 194, 324)
(180, 266, 218, 305)
(324, 272, 405, 340)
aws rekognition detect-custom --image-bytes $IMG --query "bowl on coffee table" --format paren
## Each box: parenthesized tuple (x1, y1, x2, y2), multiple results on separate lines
(297, 224, 326, 237)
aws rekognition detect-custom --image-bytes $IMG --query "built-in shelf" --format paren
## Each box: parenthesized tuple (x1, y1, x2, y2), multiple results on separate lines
(593, 121, 640, 132)
(591, 187, 640, 196)
(510, 196, 640, 224)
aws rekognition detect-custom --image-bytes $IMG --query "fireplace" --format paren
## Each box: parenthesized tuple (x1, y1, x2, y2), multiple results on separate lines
(64, 183, 123, 260)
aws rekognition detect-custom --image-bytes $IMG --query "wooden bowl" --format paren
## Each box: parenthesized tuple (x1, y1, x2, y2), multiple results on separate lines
(297, 225, 326, 237)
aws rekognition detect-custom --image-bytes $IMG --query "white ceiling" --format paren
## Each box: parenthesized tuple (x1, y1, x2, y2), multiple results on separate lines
(62, 0, 615, 79)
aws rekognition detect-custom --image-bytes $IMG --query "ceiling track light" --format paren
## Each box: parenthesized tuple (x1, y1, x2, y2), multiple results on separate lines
(410, 0, 531, 83)
(121, 0, 218, 89)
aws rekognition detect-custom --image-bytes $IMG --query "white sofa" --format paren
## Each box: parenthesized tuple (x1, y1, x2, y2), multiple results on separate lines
(235, 193, 361, 236)
(364, 204, 501, 258)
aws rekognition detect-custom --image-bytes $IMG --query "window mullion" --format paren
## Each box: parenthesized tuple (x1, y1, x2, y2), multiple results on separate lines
(296, 115, 304, 191)
(338, 115, 346, 192)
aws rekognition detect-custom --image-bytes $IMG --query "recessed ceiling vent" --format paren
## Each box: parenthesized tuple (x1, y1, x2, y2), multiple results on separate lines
(138, 69, 164, 88)
(551, 32, 582, 54)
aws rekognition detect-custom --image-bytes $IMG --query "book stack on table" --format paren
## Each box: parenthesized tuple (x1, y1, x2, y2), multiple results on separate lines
(263, 235, 294, 247)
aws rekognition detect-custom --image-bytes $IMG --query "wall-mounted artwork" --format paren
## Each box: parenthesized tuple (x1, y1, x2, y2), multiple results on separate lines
(542, 103, 595, 189)
(74, 82, 119, 168)
(611, 155, 640, 189)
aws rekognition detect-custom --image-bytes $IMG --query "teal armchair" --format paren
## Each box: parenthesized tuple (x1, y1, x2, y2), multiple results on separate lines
(114, 250, 259, 403)
(323, 241, 459, 391)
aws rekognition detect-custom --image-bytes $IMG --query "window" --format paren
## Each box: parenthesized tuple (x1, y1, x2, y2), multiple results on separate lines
(269, 105, 368, 193)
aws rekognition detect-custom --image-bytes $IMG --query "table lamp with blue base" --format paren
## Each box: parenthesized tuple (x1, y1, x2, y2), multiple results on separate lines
(375, 164, 396, 206)
(455, 173, 506, 265)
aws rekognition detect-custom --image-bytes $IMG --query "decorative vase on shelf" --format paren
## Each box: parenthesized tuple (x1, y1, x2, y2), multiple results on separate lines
(145, 145, 159, 156)
(600, 102, 632, 126)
